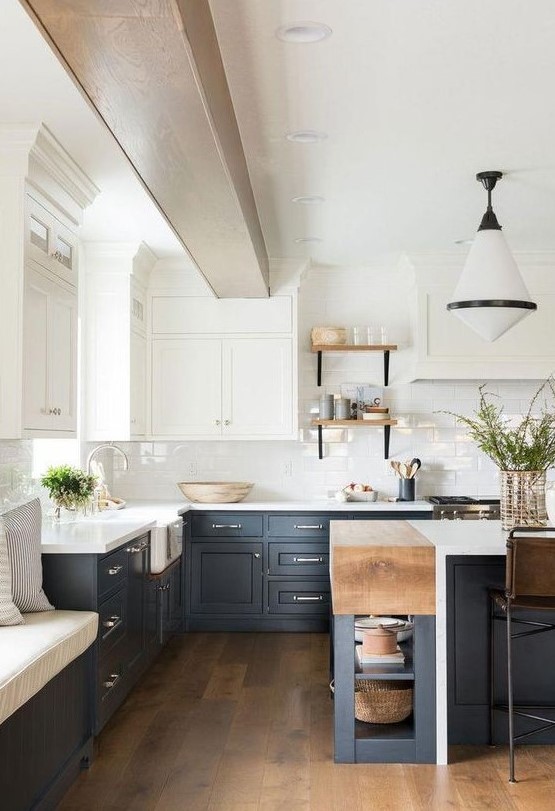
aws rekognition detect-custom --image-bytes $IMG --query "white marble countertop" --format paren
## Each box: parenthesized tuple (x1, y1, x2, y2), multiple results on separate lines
(39, 499, 433, 555)
(40, 501, 192, 554)
(180, 499, 433, 512)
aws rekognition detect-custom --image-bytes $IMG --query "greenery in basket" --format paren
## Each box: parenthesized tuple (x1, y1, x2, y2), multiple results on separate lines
(442, 377, 555, 471)
(41, 465, 97, 512)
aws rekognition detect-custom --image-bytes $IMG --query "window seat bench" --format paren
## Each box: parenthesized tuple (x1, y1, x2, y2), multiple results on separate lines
(0, 610, 98, 811)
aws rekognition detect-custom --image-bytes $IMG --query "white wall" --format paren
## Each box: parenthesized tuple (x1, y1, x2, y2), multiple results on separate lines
(1, 262, 549, 506)
(110, 263, 546, 502)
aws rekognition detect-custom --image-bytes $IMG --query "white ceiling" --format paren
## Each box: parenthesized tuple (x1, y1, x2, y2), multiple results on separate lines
(209, 0, 555, 265)
(1, 0, 190, 260)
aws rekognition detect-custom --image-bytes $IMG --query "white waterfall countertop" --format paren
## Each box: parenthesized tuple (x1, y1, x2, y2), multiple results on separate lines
(410, 519, 508, 765)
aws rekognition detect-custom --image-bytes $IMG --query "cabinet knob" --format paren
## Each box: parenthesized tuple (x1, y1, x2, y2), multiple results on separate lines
(102, 615, 121, 629)
(49, 408, 54, 415)
(107, 564, 124, 575)
(102, 673, 121, 689)
(224, 419, 231, 426)
(215, 419, 221, 425)
(253, 553, 261, 559)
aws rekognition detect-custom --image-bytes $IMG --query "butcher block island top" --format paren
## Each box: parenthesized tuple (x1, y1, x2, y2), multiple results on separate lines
(330, 520, 436, 615)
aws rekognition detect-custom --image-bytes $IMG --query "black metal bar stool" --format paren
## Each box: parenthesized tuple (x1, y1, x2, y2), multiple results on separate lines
(489, 526, 555, 783)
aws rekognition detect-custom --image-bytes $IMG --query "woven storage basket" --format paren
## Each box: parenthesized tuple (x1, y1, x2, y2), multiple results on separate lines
(355, 680, 413, 724)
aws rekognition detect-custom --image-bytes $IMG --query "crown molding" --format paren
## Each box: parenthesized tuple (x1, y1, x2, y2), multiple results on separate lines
(30, 124, 99, 210)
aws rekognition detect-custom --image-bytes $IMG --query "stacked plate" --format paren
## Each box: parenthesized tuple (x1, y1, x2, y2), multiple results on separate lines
(354, 616, 414, 643)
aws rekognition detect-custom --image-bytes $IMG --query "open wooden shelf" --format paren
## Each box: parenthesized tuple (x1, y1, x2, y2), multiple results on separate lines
(311, 342, 398, 387)
(310, 418, 398, 459)
(355, 642, 414, 681)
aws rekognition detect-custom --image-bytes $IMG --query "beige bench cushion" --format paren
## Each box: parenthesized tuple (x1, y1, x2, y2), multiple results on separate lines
(0, 610, 98, 725)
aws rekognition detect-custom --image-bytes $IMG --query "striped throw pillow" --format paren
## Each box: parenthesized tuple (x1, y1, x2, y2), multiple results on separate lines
(0, 518, 24, 625)
(2, 499, 53, 613)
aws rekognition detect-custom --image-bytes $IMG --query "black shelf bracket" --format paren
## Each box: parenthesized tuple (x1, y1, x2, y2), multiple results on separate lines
(384, 424, 391, 460)
(318, 424, 323, 459)
(316, 348, 391, 387)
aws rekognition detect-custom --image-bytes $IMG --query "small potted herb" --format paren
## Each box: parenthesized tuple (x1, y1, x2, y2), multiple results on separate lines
(41, 465, 97, 519)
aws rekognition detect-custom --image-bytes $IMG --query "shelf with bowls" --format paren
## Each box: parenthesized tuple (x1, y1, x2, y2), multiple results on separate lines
(310, 343, 398, 387)
(310, 418, 398, 460)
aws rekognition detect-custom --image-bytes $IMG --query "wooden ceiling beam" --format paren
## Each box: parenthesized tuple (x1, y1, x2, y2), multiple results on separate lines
(21, 0, 269, 297)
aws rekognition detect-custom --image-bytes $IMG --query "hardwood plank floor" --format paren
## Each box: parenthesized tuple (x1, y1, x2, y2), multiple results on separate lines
(58, 633, 555, 811)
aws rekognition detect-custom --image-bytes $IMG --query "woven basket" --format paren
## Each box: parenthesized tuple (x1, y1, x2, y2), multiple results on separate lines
(355, 680, 413, 724)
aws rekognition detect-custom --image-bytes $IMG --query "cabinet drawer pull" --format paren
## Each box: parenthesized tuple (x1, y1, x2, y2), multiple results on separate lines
(212, 524, 242, 529)
(293, 524, 324, 530)
(253, 553, 261, 559)
(293, 556, 324, 563)
(293, 595, 324, 602)
(101, 615, 123, 638)
(102, 673, 121, 689)
(102, 615, 121, 629)
(107, 564, 124, 575)
(126, 541, 149, 554)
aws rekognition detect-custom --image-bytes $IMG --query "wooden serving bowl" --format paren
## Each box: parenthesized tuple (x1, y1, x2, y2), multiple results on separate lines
(177, 482, 253, 503)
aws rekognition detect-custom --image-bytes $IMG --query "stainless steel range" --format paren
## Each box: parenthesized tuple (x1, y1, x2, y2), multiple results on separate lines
(428, 496, 500, 521)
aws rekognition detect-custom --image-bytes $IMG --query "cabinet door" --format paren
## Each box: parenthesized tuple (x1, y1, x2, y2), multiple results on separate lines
(23, 267, 77, 433)
(222, 338, 293, 436)
(26, 195, 78, 287)
(125, 537, 148, 675)
(152, 339, 222, 436)
(48, 283, 77, 431)
(130, 330, 146, 436)
(168, 560, 183, 632)
(191, 542, 263, 614)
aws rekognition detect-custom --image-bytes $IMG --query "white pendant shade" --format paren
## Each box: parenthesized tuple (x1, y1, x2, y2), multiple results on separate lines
(449, 230, 536, 342)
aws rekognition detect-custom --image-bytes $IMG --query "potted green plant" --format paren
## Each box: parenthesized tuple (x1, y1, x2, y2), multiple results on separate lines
(445, 378, 555, 530)
(41, 465, 97, 519)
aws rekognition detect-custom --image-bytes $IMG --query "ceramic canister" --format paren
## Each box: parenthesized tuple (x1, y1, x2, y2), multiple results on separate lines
(319, 394, 334, 420)
(361, 627, 398, 656)
(334, 397, 351, 420)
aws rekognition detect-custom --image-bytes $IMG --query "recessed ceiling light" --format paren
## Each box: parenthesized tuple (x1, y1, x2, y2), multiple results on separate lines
(294, 237, 323, 244)
(275, 22, 332, 43)
(291, 195, 325, 205)
(286, 130, 328, 143)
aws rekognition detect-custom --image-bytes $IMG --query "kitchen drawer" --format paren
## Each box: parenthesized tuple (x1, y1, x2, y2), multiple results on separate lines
(268, 515, 335, 538)
(98, 588, 127, 659)
(268, 580, 331, 615)
(96, 642, 127, 731)
(97, 547, 128, 600)
(268, 542, 329, 576)
(191, 513, 263, 538)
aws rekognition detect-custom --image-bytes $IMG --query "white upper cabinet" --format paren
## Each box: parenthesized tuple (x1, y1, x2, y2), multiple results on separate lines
(222, 338, 293, 437)
(407, 253, 555, 380)
(26, 195, 78, 287)
(84, 243, 155, 442)
(149, 292, 298, 440)
(23, 268, 77, 434)
(0, 125, 97, 439)
(151, 336, 294, 439)
(151, 338, 223, 436)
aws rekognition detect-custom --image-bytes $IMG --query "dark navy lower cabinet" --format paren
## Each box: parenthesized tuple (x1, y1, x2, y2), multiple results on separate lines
(184, 510, 432, 632)
(42, 533, 182, 734)
(191, 541, 263, 614)
(447, 555, 555, 745)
